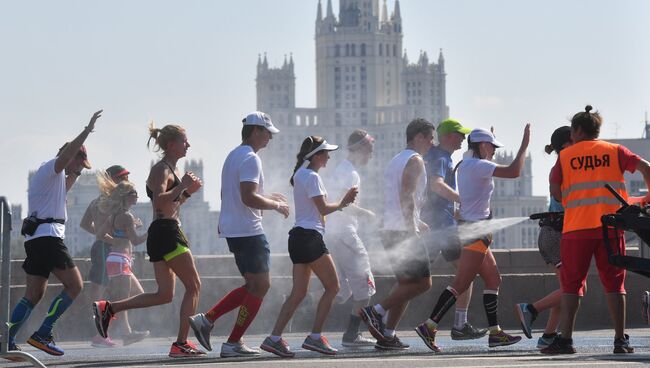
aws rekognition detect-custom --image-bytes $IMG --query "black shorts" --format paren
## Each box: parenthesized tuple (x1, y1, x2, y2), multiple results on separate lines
(22, 236, 76, 278)
(147, 219, 189, 263)
(88, 240, 112, 285)
(381, 230, 431, 280)
(288, 227, 329, 264)
(426, 227, 462, 262)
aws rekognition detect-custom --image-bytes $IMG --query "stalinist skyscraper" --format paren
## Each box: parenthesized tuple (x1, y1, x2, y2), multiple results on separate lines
(257, 0, 448, 211)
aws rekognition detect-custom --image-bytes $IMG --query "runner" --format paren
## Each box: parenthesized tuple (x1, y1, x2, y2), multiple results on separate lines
(93, 122, 206, 358)
(188, 111, 290, 357)
(95, 173, 150, 346)
(260, 135, 358, 357)
(415, 125, 529, 352)
(542, 105, 650, 354)
(420, 118, 487, 341)
(81, 164, 130, 348)
(359, 118, 435, 351)
(515, 126, 572, 348)
(324, 129, 377, 347)
(5, 110, 102, 358)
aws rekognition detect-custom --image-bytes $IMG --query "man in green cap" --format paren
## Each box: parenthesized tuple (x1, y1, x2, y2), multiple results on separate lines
(420, 118, 487, 341)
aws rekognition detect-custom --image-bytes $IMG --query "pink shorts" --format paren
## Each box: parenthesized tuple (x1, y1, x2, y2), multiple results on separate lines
(105, 252, 133, 278)
(560, 235, 626, 296)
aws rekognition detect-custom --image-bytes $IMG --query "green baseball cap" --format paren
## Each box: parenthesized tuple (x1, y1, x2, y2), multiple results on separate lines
(437, 119, 471, 135)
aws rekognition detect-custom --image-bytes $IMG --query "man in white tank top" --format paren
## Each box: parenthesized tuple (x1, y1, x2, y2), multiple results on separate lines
(359, 118, 435, 350)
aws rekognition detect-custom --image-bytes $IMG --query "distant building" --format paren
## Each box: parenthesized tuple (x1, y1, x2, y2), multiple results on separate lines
(491, 152, 547, 249)
(608, 117, 650, 196)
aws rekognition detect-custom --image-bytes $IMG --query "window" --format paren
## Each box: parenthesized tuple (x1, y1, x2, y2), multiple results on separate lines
(335, 45, 341, 57)
(361, 43, 366, 56)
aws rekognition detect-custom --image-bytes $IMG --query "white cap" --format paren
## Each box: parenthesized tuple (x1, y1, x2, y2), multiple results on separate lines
(469, 128, 504, 148)
(242, 111, 280, 134)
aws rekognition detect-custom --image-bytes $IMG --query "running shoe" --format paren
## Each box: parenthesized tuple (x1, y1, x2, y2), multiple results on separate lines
(122, 330, 150, 346)
(92, 300, 115, 338)
(415, 323, 441, 352)
(540, 336, 576, 355)
(358, 306, 386, 342)
(27, 332, 64, 356)
(2, 342, 24, 362)
(91, 334, 117, 348)
(375, 334, 410, 350)
(302, 335, 337, 355)
(260, 336, 295, 358)
(488, 330, 522, 347)
(642, 291, 650, 324)
(188, 313, 214, 351)
(168, 341, 206, 358)
(514, 303, 535, 339)
(341, 332, 376, 347)
(220, 341, 261, 358)
(613, 334, 634, 354)
(536, 333, 557, 349)
(451, 322, 488, 340)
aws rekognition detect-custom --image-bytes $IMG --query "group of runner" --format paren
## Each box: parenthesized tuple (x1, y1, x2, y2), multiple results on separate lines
(5, 105, 650, 361)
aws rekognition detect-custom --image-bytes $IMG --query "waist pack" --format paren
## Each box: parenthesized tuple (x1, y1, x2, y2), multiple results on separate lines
(21, 212, 65, 236)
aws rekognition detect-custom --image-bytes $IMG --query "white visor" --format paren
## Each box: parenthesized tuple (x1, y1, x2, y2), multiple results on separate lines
(304, 140, 339, 159)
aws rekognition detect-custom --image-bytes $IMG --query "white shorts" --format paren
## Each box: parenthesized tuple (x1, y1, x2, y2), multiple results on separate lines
(326, 231, 376, 303)
(105, 252, 133, 278)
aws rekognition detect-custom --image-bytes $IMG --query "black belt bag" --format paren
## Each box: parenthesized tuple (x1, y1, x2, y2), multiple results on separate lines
(21, 213, 65, 236)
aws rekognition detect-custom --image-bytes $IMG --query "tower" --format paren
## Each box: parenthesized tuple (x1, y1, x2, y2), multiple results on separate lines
(256, 53, 296, 113)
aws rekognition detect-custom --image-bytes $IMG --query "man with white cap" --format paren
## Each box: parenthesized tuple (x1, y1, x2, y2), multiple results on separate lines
(189, 111, 289, 357)
(325, 129, 377, 347)
(421, 119, 487, 341)
(6, 110, 102, 358)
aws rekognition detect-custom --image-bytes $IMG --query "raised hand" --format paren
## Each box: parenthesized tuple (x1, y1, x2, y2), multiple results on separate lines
(86, 110, 103, 133)
(182, 171, 203, 194)
(341, 186, 359, 208)
(521, 123, 531, 149)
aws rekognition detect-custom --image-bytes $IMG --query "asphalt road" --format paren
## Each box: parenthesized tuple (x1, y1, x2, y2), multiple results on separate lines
(3, 328, 650, 368)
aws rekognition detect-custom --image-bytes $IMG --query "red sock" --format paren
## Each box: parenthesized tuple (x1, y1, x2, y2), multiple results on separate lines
(205, 286, 247, 323)
(227, 292, 263, 343)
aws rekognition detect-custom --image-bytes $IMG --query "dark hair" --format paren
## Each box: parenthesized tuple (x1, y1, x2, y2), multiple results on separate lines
(241, 125, 258, 141)
(570, 105, 602, 139)
(290, 136, 325, 186)
(466, 135, 483, 159)
(545, 126, 572, 154)
(406, 118, 435, 143)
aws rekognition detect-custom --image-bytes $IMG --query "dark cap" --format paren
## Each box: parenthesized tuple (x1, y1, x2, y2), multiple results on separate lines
(550, 126, 572, 153)
(106, 165, 130, 179)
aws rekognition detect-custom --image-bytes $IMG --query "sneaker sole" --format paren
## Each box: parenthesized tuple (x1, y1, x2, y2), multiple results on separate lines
(489, 337, 522, 348)
(451, 332, 487, 341)
(358, 309, 387, 343)
(414, 327, 441, 353)
(92, 302, 108, 339)
(260, 343, 295, 358)
(188, 315, 212, 351)
(27, 339, 64, 356)
(374, 344, 410, 351)
(302, 343, 337, 355)
(169, 353, 206, 358)
(514, 305, 533, 339)
(220, 352, 261, 358)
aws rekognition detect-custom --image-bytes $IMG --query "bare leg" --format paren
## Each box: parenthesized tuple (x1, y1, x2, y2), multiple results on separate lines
(560, 294, 580, 339)
(107, 276, 133, 335)
(383, 277, 431, 330)
(309, 255, 340, 333)
(166, 252, 201, 343)
(110, 261, 175, 313)
(606, 293, 626, 339)
(271, 264, 311, 336)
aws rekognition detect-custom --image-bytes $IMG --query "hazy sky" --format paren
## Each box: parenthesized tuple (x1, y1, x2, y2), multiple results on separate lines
(1, 0, 648, 212)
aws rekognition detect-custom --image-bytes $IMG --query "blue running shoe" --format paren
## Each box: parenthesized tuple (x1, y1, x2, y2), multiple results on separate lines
(27, 332, 64, 356)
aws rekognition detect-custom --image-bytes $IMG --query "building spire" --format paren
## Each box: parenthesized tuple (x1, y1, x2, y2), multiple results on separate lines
(316, 0, 323, 22)
(381, 0, 388, 23)
(394, 0, 401, 20)
(326, 0, 334, 18)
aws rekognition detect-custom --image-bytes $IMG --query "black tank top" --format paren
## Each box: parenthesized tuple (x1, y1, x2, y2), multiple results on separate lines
(146, 160, 182, 201)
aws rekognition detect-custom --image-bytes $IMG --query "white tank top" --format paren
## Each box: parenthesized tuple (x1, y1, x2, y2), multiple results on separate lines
(382, 149, 427, 232)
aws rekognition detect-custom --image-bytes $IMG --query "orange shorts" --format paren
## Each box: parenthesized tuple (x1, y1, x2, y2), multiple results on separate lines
(560, 235, 626, 296)
(462, 234, 492, 254)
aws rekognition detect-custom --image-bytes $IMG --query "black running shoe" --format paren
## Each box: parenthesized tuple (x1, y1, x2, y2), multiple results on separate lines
(540, 336, 576, 355)
(375, 335, 409, 350)
(358, 306, 386, 342)
(613, 334, 634, 354)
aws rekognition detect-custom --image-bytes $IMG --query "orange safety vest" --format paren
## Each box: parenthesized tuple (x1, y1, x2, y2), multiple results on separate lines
(559, 140, 627, 233)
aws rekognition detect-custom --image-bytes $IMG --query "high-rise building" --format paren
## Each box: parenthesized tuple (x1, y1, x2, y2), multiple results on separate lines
(257, 0, 449, 217)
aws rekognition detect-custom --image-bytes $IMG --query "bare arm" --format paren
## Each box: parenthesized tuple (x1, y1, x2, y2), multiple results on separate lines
(493, 123, 531, 178)
(430, 176, 460, 203)
(80, 200, 97, 234)
(400, 156, 425, 232)
(240, 182, 289, 218)
(94, 215, 114, 244)
(121, 213, 147, 245)
(54, 110, 102, 174)
(312, 187, 358, 217)
(550, 183, 562, 203)
(147, 163, 191, 210)
(636, 159, 650, 202)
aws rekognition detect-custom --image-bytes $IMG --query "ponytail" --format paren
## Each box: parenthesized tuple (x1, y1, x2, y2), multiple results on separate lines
(544, 144, 554, 155)
(147, 121, 186, 152)
(290, 136, 324, 186)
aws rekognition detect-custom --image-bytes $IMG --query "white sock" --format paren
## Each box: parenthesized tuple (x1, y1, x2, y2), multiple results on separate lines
(383, 328, 395, 338)
(454, 308, 468, 330)
(374, 304, 387, 316)
(270, 335, 281, 342)
(309, 333, 321, 340)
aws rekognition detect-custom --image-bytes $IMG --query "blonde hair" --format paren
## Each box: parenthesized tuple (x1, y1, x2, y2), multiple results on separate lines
(97, 171, 137, 215)
(147, 121, 186, 152)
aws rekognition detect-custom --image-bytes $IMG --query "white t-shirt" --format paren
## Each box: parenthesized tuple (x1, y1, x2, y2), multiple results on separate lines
(325, 159, 360, 236)
(383, 149, 426, 231)
(457, 157, 497, 221)
(293, 167, 327, 235)
(26, 158, 67, 240)
(218, 145, 265, 238)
